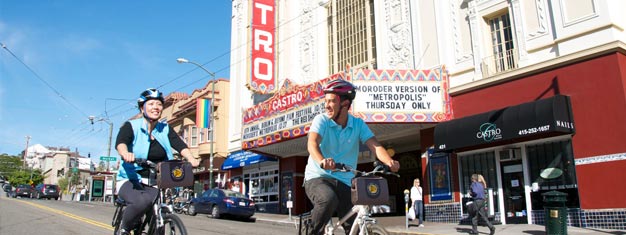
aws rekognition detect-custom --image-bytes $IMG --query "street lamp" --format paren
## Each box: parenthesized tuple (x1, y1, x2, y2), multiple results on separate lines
(177, 57, 216, 189)
(89, 116, 114, 172)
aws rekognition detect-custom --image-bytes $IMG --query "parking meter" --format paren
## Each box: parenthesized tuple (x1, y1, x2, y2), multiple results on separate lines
(287, 190, 293, 220)
(404, 189, 410, 229)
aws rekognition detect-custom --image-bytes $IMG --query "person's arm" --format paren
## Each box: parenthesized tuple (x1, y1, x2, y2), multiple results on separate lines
(117, 143, 135, 163)
(308, 132, 335, 170)
(168, 125, 199, 167)
(179, 148, 199, 167)
(116, 122, 135, 163)
(364, 137, 400, 172)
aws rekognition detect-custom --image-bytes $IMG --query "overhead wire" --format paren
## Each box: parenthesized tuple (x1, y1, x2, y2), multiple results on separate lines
(3, 1, 332, 154)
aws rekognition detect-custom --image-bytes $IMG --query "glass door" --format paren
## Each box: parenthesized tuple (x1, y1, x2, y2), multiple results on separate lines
(500, 160, 527, 224)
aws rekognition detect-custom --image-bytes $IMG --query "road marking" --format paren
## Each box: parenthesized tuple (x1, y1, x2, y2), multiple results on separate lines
(15, 199, 113, 231)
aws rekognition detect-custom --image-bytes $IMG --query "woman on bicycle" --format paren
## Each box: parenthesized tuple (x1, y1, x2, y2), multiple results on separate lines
(304, 79, 400, 235)
(115, 88, 200, 235)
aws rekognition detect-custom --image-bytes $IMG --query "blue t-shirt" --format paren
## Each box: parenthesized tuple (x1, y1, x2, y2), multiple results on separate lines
(304, 113, 374, 186)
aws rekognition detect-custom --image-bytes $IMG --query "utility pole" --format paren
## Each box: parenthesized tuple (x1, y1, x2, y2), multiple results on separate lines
(24, 135, 31, 169)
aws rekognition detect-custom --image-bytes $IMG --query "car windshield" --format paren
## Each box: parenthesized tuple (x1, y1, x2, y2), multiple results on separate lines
(18, 184, 31, 188)
(45, 185, 57, 189)
(224, 190, 245, 198)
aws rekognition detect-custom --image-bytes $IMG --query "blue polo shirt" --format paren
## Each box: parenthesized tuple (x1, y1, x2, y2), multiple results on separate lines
(304, 113, 374, 186)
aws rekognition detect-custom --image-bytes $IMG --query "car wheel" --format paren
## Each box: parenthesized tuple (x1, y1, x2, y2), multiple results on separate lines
(55, 197, 59, 200)
(187, 204, 197, 216)
(211, 205, 221, 219)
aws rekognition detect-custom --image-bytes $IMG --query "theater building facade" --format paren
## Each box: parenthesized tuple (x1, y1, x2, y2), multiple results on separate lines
(225, 0, 626, 229)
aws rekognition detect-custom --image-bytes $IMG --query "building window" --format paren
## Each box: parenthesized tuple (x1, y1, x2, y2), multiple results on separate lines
(482, 11, 517, 76)
(243, 167, 279, 211)
(459, 151, 499, 214)
(190, 126, 198, 147)
(328, 0, 377, 73)
(199, 128, 206, 144)
(527, 139, 579, 209)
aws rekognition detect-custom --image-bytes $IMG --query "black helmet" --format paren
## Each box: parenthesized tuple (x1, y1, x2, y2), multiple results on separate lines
(137, 88, 164, 109)
(323, 79, 356, 101)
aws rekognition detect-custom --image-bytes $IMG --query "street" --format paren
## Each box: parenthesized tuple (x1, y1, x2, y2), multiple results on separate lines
(0, 193, 298, 235)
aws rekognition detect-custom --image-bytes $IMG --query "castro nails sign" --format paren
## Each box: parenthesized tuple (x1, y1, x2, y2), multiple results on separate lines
(249, 0, 277, 94)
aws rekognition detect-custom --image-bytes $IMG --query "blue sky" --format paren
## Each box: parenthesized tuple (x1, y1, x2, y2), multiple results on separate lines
(0, 1, 233, 163)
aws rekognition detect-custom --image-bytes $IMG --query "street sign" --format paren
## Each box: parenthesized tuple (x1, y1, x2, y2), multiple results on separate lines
(100, 156, 116, 161)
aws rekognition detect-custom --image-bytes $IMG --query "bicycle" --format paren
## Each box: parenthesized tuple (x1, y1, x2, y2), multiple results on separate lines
(299, 161, 399, 235)
(112, 159, 188, 235)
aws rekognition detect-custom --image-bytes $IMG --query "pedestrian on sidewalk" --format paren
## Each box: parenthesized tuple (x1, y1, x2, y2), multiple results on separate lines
(410, 178, 424, 227)
(469, 174, 495, 235)
(70, 185, 76, 201)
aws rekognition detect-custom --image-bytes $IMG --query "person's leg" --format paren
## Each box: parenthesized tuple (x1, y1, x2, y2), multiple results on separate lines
(471, 200, 484, 233)
(416, 200, 424, 226)
(335, 181, 355, 235)
(118, 182, 159, 232)
(305, 178, 339, 235)
(476, 200, 495, 234)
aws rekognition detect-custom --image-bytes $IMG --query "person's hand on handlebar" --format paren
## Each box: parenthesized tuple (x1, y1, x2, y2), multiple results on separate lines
(319, 158, 337, 170)
(386, 160, 400, 173)
(120, 151, 135, 163)
(186, 156, 200, 167)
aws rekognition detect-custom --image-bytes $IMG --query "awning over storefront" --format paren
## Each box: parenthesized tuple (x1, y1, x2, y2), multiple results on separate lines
(221, 150, 277, 170)
(434, 95, 575, 152)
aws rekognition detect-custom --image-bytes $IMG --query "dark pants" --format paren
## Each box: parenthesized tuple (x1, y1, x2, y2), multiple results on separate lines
(471, 199, 494, 232)
(304, 178, 355, 235)
(413, 200, 424, 225)
(118, 181, 159, 231)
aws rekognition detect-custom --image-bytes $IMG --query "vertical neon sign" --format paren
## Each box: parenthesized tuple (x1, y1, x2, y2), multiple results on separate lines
(249, 0, 276, 94)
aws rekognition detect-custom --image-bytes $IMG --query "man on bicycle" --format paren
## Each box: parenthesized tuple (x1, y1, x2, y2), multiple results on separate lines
(304, 79, 400, 235)
(115, 88, 200, 235)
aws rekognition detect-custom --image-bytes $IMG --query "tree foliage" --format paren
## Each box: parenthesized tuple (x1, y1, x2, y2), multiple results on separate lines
(0, 154, 23, 177)
(8, 169, 44, 186)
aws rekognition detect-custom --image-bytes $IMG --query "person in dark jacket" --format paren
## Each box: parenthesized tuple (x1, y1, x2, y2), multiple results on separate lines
(469, 174, 495, 235)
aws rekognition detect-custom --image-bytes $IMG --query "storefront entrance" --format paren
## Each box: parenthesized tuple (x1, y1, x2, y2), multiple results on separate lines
(500, 160, 527, 224)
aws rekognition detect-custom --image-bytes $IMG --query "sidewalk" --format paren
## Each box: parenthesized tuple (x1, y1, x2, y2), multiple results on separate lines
(253, 212, 625, 235)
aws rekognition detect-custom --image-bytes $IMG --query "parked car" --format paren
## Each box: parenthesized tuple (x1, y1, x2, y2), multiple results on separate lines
(14, 184, 34, 198)
(33, 184, 60, 200)
(3, 183, 13, 197)
(188, 189, 255, 220)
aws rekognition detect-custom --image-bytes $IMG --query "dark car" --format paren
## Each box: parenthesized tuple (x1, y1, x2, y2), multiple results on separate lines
(14, 184, 34, 198)
(34, 184, 60, 200)
(3, 183, 13, 197)
(188, 189, 255, 220)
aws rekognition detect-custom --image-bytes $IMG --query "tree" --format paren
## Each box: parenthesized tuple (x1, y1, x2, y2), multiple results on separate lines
(97, 161, 106, 172)
(0, 154, 23, 178)
(8, 169, 44, 186)
(58, 177, 69, 194)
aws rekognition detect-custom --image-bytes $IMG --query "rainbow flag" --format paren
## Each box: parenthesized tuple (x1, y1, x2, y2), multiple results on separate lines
(196, 98, 211, 129)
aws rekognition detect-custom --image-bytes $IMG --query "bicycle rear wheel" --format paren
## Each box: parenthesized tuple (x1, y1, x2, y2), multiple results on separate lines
(361, 223, 389, 235)
(161, 214, 187, 235)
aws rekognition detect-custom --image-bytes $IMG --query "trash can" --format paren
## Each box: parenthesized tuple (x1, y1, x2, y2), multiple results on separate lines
(542, 191, 568, 235)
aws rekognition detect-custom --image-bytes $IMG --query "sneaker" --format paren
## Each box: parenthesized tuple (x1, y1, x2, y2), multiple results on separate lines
(419, 224, 424, 227)
(489, 227, 496, 235)
(117, 229, 130, 235)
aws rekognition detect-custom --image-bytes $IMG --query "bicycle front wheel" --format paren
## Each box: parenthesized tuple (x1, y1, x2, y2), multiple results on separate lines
(161, 214, 187, 235)
(360, 223, 389, 235)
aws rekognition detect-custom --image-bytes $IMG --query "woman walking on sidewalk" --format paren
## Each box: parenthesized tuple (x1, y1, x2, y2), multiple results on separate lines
(469, 174, 495, 235)
(410, 178, 424, 227)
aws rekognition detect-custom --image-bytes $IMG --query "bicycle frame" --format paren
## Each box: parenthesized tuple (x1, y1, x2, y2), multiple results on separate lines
(324, 204, 380, 235)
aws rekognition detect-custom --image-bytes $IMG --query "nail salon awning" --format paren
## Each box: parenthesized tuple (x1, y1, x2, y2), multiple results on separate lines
(434, 95, 575, 152)
(221, 150, 277, 170)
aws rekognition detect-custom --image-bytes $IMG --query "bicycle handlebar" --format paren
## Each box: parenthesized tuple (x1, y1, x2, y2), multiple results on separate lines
(334, 161, 400, 178)
(133, 158, 157, 169)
